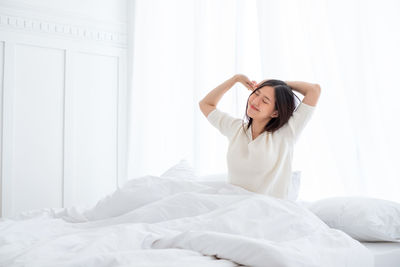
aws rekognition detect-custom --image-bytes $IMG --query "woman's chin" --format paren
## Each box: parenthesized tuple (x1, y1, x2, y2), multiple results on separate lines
(246, 109, 255, 118)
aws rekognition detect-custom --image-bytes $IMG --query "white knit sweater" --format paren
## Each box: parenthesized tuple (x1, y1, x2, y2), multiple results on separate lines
(207, 102, 316, 199)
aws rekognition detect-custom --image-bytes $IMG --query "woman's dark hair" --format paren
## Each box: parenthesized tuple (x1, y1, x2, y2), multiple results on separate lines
(242, 79, 301, 135)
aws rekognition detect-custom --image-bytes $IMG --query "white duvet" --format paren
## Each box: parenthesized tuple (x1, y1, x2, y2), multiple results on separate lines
(0, 175, 374, 267)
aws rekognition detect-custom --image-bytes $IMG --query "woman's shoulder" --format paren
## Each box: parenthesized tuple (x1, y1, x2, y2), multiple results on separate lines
(207, 108, 245, 140)
(269, 125, 295, 145)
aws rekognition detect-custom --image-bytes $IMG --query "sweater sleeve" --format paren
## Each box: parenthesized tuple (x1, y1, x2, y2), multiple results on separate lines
(285, 102, 316, 143)
(207, 108, 242, 141)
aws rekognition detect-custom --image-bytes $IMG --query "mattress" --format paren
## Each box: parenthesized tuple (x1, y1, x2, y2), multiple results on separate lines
(361, 242, 400, 267)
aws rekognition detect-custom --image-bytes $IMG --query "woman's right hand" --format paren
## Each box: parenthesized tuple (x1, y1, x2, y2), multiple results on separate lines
(234, 74, 257, 91)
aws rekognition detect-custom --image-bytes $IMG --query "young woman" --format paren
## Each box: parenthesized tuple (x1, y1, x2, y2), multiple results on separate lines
(199, 74, 321, 199)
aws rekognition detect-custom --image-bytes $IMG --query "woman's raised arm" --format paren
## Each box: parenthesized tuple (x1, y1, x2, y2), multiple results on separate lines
(199, 74, 256, 117)
(285, 81, 321, 107)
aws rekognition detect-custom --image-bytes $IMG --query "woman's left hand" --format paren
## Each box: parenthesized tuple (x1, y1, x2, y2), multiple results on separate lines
(250, 81, 258, 90)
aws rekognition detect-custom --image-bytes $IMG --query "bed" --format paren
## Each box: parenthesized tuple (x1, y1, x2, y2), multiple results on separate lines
(1, 164, 399, 267)
(362, 242, 400, 267)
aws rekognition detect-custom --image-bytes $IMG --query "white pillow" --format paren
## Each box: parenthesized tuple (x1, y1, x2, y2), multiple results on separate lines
(288, 171, 301, 201)
(198, 171, 301, 201)
(198, 173, 227, 181)
(307, 197, 400, 242)
(160, 159, 197, 180)
(160, 160, 301, 201)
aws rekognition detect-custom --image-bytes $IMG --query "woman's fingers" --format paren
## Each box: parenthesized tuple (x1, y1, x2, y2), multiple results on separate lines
(236, 74, 257, 91)
(251, 81, 257, 88)
(245, 82, 253, 90)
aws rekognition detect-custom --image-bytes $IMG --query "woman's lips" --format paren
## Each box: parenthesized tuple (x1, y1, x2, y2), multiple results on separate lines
(250, 105, 259, 111)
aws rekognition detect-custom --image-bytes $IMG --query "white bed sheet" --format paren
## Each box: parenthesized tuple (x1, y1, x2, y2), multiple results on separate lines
(362, 242, 400, 267)
(0, 176, 374, 267)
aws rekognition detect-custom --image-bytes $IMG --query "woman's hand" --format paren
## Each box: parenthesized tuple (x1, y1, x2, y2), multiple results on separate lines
(234, 74, 257, 91)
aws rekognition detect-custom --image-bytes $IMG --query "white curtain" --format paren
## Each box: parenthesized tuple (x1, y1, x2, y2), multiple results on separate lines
(127, 0, 400, 202)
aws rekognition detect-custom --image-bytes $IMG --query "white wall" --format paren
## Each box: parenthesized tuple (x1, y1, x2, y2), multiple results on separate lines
(0, 0, 128, 217)
(0, 0, 127, 24)
(0, 40, 4, 216)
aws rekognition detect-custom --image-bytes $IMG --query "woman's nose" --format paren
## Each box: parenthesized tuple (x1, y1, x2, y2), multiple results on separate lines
(253, 96, 261, 105)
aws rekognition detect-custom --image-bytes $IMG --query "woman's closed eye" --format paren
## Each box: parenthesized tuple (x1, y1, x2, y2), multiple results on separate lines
(255, 92, 269, 104)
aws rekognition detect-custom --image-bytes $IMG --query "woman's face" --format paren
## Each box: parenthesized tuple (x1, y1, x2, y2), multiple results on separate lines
(247, 86, 278, 121)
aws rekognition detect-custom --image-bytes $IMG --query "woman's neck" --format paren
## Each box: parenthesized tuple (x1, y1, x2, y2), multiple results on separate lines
(251, 119, 270, 139)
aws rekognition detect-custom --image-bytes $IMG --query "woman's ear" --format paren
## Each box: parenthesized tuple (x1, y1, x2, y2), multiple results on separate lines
(271, 110, 279, 118)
